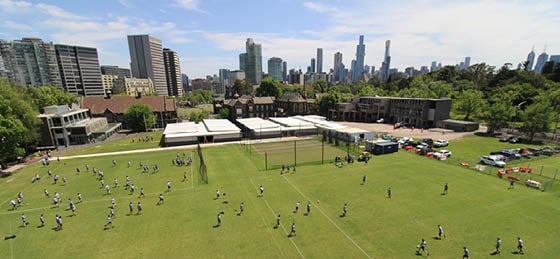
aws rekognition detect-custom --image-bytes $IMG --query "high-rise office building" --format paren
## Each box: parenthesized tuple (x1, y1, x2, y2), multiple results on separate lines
(181, 73, 190, 93)
(244, 38, 263, 85)
(464, 57, 471, 69)
(127, 34, 168, 96)
(163, 48, 183, 96)
(55, 44, 104, 96)
(100, 65, 131, 79)
(218, 68, 229, 94)
(310, 58, 316, 73)
(0, 38, 62, 88)
(239, 53, 247, 71)
(526, 47, 536, 71)
(268, 57, 283, 81)
(534, 47, 549, 74)
(316, 48, 323, 73)
(282, 61, 287, 82)
(549, 55, 560, 63)
(380, 40, 391, 82)
(333, 52, 342, 82)
(353, 35, 366, 82)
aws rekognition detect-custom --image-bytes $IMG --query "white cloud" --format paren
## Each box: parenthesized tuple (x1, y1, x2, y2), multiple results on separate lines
(174, 0, 208, 14)
(3, 20, 33, 31)
(36, 3, 86, 20)
(0, 0, 31, 12)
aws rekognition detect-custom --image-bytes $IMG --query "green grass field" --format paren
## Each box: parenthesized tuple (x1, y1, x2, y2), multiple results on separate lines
(1, 138, 559, 258)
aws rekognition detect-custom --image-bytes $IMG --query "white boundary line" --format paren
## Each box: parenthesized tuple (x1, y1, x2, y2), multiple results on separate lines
(282, 175, 372, 259)
(249, 178, 304, 258)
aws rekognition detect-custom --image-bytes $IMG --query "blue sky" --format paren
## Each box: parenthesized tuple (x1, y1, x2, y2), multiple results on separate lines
(1, 0, 559, 79)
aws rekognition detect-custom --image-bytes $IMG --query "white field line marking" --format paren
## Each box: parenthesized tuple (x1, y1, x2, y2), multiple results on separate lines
(0, 186, 194, 216)
(282, 175, 372, 259)
(250, 178, 304, 258)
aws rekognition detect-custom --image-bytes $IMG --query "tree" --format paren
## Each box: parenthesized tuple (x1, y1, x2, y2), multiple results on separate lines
(189, 110, 208, 123)
(520, 94, 553, 141)
(256, 77, 282, 98)
(28, 86, 79, 111)
(217, 108, 230, 119)
(313, 80, 329, 93)
(232, 79, 252, 96)
(0, 78, 40, 164)
(484, 99, 514, 133)
(124, 103, 156, 132)
(454, 89, 486, 120)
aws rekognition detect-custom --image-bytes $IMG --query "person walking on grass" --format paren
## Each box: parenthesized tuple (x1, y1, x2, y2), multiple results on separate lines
(158, 194, 164, 205)
(276, 214, 281, 228)
(388, 187, 392, 198)
(443, 183, 449, 194)
(495, 237, 501, 254)
(105, 214, 113, 228)
(438, 225, 445, 239)
(137, 202, 143, 215)
(463, 246, 470, 258)
(129, 202, 134, 215)
(139, 188, 145, 198)
(306, 202, 311, 215)
(239, 202, 244, 215)
(259, 185, 264, 196)
(517, 237, 524, 254)
(289, 222, 296, 237)
(417, 238, 429, 256)
(295, 201, 300, 213)
(342, 203, 348, 217)
(217, 213, 222, 226)
(362, 175, 367, 185)
(21, 213, 27, 227)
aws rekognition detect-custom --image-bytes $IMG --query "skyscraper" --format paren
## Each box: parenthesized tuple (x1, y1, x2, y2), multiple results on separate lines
(464, 57, 471, 69)
(526, 47, 536, 71)
(181, 73, 190, 93)
(534, 48, 549, 74)
(333, 52, 342, 82)
(128, 35, 168, 96)
(244, 38, 263, 86)
(316, 48, 323, 74)
(163, 48, 183, 96)
(268, 57, 283, 81)
(1, 38, 62, 88)
(310, 58, 316, 73)
(381, 40, 391, 82)
(239, 53, 247, 71)
(353, 35, 366, 82)
(55, 44, 104, 96)
(282, 61, 287, 82)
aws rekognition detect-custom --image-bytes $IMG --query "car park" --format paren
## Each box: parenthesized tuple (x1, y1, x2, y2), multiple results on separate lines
(433, 140, 448, 147)
(479, 155, 506, 167)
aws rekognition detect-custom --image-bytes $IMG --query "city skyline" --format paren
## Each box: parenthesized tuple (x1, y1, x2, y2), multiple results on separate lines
(1, 0, 559, 79)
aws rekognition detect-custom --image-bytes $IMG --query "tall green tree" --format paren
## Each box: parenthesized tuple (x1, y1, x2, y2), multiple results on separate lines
(256, 77, 282, 98)
(0, 79, 40, 163)
(124, 103, 156, 132)
(520, 94, 553, 141)
(484, 99, 514, 133)
(28, 86, 79, 111)
(231, 79, 253, 96)
(454, 89, 486, 120)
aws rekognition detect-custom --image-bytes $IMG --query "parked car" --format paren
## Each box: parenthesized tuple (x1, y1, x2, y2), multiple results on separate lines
(490, 149, 521, 160)
(434, 150, 452, 158)
(420, 138, 434, 146)
(499, 136, 520, 143)
(398, 137, 413, 144)
(376, 118, 384, 123)
(433, 140, 448, 147)
(479, 155, 506, 167)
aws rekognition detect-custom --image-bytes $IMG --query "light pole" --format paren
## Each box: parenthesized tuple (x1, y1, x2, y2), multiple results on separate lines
(511, 101, 527, 134)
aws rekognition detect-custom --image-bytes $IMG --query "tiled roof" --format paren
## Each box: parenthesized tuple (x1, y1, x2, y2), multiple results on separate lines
(252, 96, 275, 104)
(81, 96, 176, 114)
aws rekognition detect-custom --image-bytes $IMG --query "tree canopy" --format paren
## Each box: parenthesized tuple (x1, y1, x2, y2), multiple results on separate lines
(124, 103, 156, 132)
